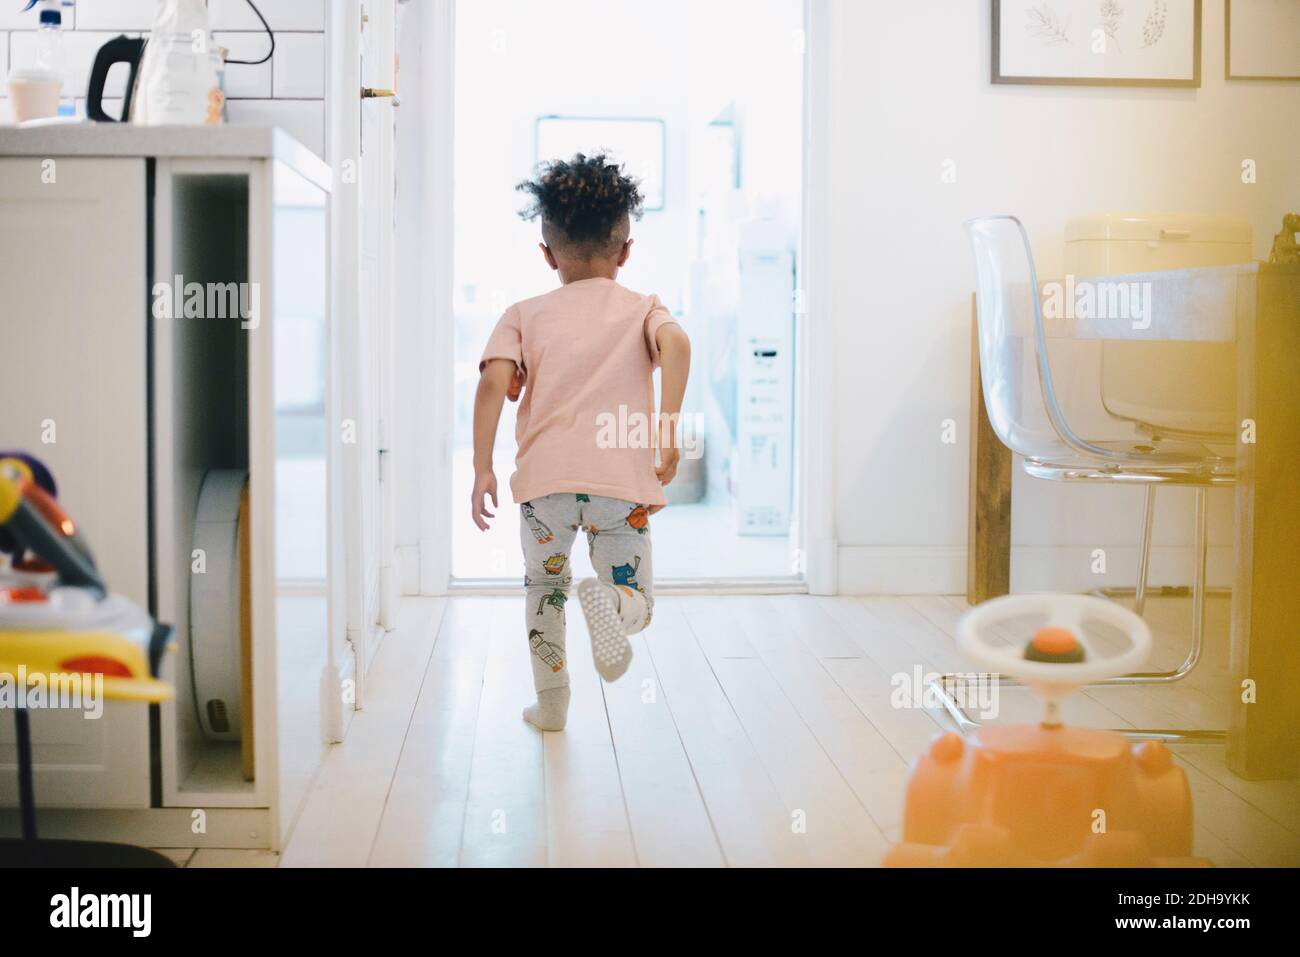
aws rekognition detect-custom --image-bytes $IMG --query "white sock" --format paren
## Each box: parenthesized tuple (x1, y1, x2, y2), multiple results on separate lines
(522, 686, 570, 732)
(614, 584, 650, 634)
(577, 578, 634, 682)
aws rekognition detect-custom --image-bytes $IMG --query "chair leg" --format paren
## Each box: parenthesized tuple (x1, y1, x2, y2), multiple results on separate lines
(1133, 485, 1155, 616)
(1190, 485, 1209, 669)
(931, 486, 1223, 743)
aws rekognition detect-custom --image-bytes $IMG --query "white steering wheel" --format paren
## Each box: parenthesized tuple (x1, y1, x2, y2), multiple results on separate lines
(958, 594, 1151, 699)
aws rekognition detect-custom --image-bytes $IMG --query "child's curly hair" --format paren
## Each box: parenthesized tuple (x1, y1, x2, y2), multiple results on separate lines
(517, 153, 644, 256)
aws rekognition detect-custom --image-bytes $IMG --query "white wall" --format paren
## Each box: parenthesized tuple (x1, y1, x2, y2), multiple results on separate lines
(0, 0, 327, 157)
(825, 0, 1300, 594)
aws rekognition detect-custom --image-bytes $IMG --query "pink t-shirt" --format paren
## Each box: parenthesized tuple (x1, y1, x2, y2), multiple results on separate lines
(480, 278, 680, 507)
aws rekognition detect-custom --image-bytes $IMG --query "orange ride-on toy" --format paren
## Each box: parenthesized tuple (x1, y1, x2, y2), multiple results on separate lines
(885, 594, 1207, 867)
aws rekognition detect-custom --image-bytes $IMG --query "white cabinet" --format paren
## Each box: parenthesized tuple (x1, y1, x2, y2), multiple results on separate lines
(0, 157, 152, 808)
(0, 128, 336, 851)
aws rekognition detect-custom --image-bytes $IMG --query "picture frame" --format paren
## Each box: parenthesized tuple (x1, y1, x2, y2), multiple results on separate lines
(993, 0, 1203, 87)
(1226, 0, 1300, 80)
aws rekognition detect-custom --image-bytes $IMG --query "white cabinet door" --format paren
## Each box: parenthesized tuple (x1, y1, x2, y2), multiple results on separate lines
(0, 157, 152, 808)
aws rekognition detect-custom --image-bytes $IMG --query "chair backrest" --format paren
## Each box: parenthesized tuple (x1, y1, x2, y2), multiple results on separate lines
(965, 215, 1105, 462)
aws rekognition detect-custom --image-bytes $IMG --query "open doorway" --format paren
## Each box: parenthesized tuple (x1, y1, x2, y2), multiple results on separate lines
(448, 0, 806, 584)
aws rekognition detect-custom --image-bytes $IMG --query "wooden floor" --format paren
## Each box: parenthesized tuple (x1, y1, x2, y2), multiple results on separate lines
(180, 593, 1299, 867)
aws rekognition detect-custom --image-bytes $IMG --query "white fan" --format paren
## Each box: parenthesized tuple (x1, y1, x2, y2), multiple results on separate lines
(189, 469, 247, 742)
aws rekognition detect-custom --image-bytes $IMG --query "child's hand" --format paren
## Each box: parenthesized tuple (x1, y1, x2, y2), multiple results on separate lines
(471, 470, 499, 530)
(506, 367, 526, 402)
(656, 445, 680, 487)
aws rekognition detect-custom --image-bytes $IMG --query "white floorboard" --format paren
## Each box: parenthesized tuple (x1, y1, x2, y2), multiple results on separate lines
(211, 592, 1300, 868)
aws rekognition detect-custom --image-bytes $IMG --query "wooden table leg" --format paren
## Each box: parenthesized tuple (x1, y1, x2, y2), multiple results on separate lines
(1228, 265, 1300, 780)
(967, 301, 1012, 605)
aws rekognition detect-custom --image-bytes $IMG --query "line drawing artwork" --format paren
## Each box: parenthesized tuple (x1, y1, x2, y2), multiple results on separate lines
(998, 0, 1197, 84)
(1142, 0, 1168, 47)
(1100, 0, 1124, 51)
(1026, 3, 1072, 44)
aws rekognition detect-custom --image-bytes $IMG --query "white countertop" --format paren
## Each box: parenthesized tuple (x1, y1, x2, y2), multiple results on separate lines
(0, 123, 331, 192)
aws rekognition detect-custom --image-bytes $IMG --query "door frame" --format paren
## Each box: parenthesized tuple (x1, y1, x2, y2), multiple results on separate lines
(417, 0, 458, 596)
(414, 0, 836, 595)
(798, 0, 837, 595)
(327, 0, 402, 728)
(360, 0, 401, 634)
(325, 0, 359, 734)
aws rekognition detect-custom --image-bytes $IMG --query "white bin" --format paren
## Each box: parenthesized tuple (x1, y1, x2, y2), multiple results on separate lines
(1064, 214, 1252, 439)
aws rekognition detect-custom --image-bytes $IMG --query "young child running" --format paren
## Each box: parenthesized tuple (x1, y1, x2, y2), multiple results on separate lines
(472, 153, 691, 732)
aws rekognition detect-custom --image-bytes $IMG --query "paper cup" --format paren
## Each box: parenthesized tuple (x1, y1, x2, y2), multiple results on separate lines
(7, 68, 63, 122)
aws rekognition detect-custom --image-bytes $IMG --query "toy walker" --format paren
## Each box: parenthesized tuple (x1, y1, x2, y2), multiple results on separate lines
(886, 593, 1207, 867)
(0, 455, 175, 866)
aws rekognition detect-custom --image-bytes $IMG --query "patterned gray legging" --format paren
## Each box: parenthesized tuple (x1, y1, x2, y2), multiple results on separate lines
(520, 492, 654, 692)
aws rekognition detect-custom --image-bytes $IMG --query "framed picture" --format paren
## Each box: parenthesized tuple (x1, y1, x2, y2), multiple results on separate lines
(534, 115, 667, 212)
(993, 0, 1202, 87)
(1226, 0, 1300, 80)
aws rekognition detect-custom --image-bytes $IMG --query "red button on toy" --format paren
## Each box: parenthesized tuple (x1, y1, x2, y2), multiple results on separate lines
(0, 586, 48, 604)
(60, 656, 133, 678)
(1024, 626, 1086, 663)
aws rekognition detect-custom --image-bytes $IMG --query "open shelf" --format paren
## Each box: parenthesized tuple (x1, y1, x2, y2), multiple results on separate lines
(154, 170, 262, 807)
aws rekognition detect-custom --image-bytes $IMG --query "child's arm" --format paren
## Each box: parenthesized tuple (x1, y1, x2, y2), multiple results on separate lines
(472, 358, 517, 530)
(654, 323, 691, 501)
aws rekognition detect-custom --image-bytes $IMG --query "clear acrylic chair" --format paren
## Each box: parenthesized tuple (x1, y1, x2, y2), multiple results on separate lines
(1099, 374, 1236, 619)
(934, 215, 1233, 743)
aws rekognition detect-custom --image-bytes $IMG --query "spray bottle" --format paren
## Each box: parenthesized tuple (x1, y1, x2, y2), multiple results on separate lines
(8, 0, 72, 120)
(25, 0, 65, 76)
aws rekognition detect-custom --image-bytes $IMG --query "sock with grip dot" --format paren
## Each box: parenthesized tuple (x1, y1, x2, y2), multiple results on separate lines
(577, 578, 635, 682)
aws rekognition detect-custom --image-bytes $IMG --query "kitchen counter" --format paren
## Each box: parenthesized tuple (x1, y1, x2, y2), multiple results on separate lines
(0, 123, 330, 192)
(0, 121, 336, 843)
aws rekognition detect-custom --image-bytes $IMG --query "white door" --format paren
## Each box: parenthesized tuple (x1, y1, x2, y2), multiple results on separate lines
(331, 0, 399, 712)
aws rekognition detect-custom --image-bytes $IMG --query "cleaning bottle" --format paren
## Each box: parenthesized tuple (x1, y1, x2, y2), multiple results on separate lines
(31, 1, 65, 78)
(134, 0, 224, 125)
(7, 0, 69, 120)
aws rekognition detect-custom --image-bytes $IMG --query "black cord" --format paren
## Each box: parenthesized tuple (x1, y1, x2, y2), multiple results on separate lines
(224, 0, 275, 65)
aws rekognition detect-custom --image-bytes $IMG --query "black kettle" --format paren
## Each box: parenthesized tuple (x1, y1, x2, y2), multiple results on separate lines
(85, 34, 146, 123)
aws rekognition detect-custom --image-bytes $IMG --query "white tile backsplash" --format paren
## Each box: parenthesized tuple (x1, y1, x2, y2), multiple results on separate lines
(74, 96, 125, 120)
(73, 0, 156, 32)
(3, 1, 327, 160)
(272, 32, 324, 99)
(2, 1, 327, 34)
(215, 31, 273, 98)
(0, 8, 38, 31)
(208, 0, 325, 33)
(9, 31, 137, 100)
